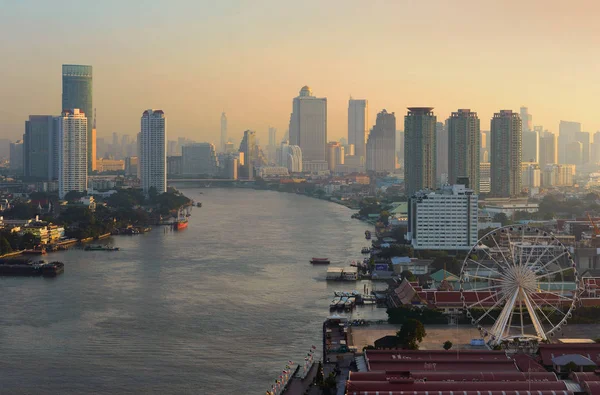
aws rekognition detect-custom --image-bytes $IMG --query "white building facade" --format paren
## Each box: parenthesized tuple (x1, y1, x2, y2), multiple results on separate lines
(58, 109, 88, 199)
(140, 109, 167, 194)
(289, 86, 327, 172)
(279, 141, 302, 173)
(406, 184, 478, 250)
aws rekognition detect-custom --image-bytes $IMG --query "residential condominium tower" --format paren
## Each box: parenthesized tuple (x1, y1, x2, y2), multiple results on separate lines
(490, 110, 522, 197)
(289, 86, 327, 172)
(404, 107, 437, 197)
(24, 115, 56, 180)
(220, 112, 227, 153)
(348, 98, 368, 163)
(58, 109, 88, 199)
(366, 109, 396, 173)
(140, 109, 167, 194)
(447, 109, 481, 193)
(62, 65, 93, 172)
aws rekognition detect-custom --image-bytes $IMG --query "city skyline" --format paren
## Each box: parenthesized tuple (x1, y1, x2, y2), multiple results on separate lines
(1, 1, 600, 144)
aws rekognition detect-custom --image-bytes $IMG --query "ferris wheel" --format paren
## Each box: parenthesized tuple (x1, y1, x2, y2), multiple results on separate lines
(459, 225, 580, 346)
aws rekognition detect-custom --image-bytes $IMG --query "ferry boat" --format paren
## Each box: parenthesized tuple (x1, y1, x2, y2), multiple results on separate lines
(365, 230, 371, 240)
(173, 219, 188, 230)
(310, 257, 330, 265)
(84, 245, 119, 251)
(337, 297, 348, 310)
(344, 298, 354, 311)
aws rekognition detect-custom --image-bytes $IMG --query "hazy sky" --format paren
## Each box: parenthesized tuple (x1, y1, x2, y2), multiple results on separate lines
(1, 0, 599, 145)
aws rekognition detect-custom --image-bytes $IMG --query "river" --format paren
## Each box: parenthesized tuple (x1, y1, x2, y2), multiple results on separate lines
(0, 188, 383, 394)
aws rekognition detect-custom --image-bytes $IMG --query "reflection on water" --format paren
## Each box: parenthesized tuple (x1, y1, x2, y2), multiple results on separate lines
(0, 188, 383, 394)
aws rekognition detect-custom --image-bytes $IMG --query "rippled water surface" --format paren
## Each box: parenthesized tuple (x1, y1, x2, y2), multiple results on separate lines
(0, 189, 377, 394)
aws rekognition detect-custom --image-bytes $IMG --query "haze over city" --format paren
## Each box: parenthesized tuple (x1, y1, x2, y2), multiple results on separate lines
(1, 0, 600, 144)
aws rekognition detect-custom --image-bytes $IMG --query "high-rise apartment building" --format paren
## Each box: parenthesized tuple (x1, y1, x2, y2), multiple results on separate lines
(542, 164, 575, 187)
(592, 132, 600, 164)
(539, 132, 558, 166)
(24, 115, 55, 180)
(239, 130, 256, 179)
(558, 120, 581, 164)
(396, 130, 405, 168)
(220, 112, 227, 153)
(404, 107, 437, 197)
(575, 131, 590, 164)
(182, 143, 219, 176)
(406, 184, 478, 251)
(566, 141, 583, 165)
(289, 86, 327, 172)
(327, 141, 345, 172)
(522, 129, 539, 162)
(435, 122, 448, 185)
(62, 65, 93, 172)
(9, 140, 23, 175)
(58, 109, 88, 199)
(522, 163, 541, 188)
(480, 130, 489, 163)
(348, 98, 368, 163)
(520, 107, 532, 132)
(140, 109, 167, 194)
(268, 126, 278, 163)
(366, 109, 396, 173)
(479, 162, 491, 193)
(447, 109, 480, 193)
(490, 110, 522, 198)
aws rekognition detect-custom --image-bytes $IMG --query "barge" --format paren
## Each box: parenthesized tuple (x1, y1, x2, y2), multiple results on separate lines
(310, 257, 330, 265)
(0, 259, 64, 277)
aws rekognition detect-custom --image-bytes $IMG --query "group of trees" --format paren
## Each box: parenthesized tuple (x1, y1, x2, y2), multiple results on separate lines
(387, 306, 447, 325)
(395, 319, 427, 350)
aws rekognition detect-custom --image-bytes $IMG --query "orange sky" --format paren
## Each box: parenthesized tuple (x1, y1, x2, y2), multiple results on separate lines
(1, 0, 599, 145)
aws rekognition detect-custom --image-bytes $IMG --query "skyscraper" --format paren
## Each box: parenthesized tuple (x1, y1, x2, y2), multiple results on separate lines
(592, 132, 600, 164)
(268, 126, 277, 163)
(91, 109, 97, 171)
(24, 116, 54, 180)
(140, 109, 167, 194)
(9, 140, 23, 175)
(326, 141, 345, 172)
(490, 110, 522, 198)
(279, 141, 302, 173)
(558, 120, 581, 164)
(575, 131, 590, 164)
(447, 109, 481, 193)
(519, 107, 532, 132)
(289, 86, 327, 172)
(62, 65, 93, 172)
(435, 121, 448, 185)
(220, 112, 227, 153)
(348, 98, 368, 163)
(182, 143, 219, 176)
(366, 109, 396, 173)
(58, 109, 88, 199)
(239, 130, 256, 179)
(404, 107, 436, 197)
(539, 132, 558, 166)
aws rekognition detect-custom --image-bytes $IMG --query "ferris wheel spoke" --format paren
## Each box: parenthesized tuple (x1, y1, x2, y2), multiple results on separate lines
(536, 266, 573, 281)
(526, 290, 562, 330)
(522, 290, 548, 340)
(524, 237, 561, 271)
(533, 289, 575, 304)
(490, 233, 512, 272)
(464, 283, 505, 294)
(465, 259, 508, 280)
(532, 252, 569, 275)
(465, 273, 508, 283)
(529, 293, 568, 317)
(491, 290, 519, 341)
(465, 289, 503, 310)
(523, 231, 542, 268)
(473, 292, 510, 325)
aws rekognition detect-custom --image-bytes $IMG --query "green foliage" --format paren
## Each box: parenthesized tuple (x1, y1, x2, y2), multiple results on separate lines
(378, 244, 413, 259)
(492, 213, 510, 226)
(379, 210, 390, 225)
(387, 306, 446, 325)
(0, 237, 12, 255)
(443, 340, 453, 350)
(401, 270, 416, 281)
(19, 233, 39, 249)
(358, 198, 381, 217)
(396, 319, 426, 350)
(2, 202, 38, 219)
(564, 361, 579, 372)
(63, 190, 86, 202)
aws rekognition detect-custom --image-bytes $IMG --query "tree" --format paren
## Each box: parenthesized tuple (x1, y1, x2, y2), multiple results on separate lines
(401, 270, 416, 281)
(64, 190, 86, 202)
(492, 213, 509, 226)
(0, 237, 12, 255)
(396, 318, 426, 350)
(443, 340, 453, 350)
(379, 210, 390, 226)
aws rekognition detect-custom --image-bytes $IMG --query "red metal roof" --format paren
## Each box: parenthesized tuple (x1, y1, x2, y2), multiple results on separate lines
(511, 352, 547, 372)
(345, 391, 573, 395)
(583, 380, 600, 395)
(349, 371, 557, 382)
(345, 380, 568, 392)
(571, 372, 600, 383)
(367, 360, 518, 372)
(366, 349, 509, 361)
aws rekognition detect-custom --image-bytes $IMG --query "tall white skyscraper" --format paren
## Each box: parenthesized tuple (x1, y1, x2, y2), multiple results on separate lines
(58, 109, 88, 199)
(289, 86, 327, 172)
(140, 109, 167, 194)
(348, 98, 368, 162)
(220, 112, 227, 153)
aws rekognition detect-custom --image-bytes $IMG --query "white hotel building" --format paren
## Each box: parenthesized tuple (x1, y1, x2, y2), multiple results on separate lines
(58, 109, 87, 199)
(406, 184, 478, 250)
(140, 109, 167, 194)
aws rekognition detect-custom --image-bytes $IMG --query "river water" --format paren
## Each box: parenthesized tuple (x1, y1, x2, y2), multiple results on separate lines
(0, 188, 383, 394)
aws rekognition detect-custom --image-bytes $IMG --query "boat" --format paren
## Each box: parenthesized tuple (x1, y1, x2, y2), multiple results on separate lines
(329, 297, 341, 310)
(361, 247, 371, 254)
(310, 257, 330, 265)
(365, 230, 371, 240)
(344, 299, 354, 311)
(173, 208, 189, 230)
(196, 202, 202, 207)
(84, 245, 119, 251)
(337, 297, 348, 310)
